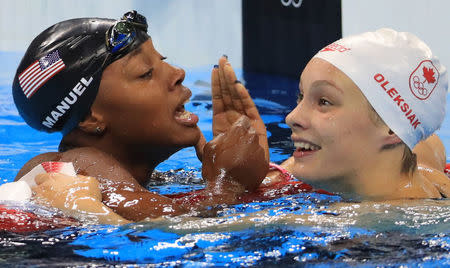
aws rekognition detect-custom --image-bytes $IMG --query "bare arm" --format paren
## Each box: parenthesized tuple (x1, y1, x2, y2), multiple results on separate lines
(26, 140, 264, 222)
(19, 56, 271, 222)
(414, 134, 450, 197)
(14, 152, 60, 181)
(33, 173, 130, 225)
(413, 134, 446, 171)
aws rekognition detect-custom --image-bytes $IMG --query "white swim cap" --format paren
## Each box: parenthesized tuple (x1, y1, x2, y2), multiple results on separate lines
(314, 28, 448, 149)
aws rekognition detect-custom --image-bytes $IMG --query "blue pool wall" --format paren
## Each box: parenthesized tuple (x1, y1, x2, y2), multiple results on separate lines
(1, 0, 450, 183)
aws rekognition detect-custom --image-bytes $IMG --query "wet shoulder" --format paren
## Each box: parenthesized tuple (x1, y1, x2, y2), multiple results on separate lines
(418, 165, 450, 198)
(15, 147, 141, 189)
(14, 151, 61, 181)
(58, 147, 139, 186)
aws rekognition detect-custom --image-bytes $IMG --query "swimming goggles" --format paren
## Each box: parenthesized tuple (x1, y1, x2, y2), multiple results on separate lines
(106, 10, 148, 54)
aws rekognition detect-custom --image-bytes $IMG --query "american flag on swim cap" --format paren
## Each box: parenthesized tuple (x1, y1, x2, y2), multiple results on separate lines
(18, 50, 66, 98)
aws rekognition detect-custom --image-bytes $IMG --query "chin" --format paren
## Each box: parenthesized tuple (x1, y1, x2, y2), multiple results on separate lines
(292, 165, 317, 180)
(175, 127, 201, 147)
(293, 168, 333, 184)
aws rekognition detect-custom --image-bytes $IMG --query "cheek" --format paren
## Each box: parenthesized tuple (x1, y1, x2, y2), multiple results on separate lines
(319, 113, 375, 157)
(107, 95, 171, 134)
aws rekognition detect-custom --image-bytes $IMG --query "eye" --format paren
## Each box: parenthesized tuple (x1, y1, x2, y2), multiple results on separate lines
(296, 92, 304, 103)
(161, 56, 167, 61)
(139, 68, 153, 79)
(318, 98, 332, 106)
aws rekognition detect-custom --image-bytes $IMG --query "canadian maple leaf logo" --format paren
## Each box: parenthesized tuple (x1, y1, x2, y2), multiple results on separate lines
(410, 60, 440, 100)
(422, 66, 436, 84)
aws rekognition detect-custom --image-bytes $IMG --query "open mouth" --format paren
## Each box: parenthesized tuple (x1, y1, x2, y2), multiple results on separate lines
(294, 141, 321, 151)
(174, 95, 199, 126)
(175, 99, 190, 118)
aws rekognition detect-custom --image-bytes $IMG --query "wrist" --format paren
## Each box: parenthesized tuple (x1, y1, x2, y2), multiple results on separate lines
(206, 179, 246, 195)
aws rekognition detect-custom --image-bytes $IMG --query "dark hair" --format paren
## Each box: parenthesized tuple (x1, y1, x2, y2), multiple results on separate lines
(366, 100, 417, 174)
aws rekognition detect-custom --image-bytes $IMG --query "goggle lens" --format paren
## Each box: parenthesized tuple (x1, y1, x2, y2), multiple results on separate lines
(106, 10, 148, 54)
(109, 21, 136, 53)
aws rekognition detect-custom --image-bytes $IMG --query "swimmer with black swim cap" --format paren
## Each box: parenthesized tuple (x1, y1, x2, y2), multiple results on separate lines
(13, 11, 149, 133)
(13, 11, 270, 223)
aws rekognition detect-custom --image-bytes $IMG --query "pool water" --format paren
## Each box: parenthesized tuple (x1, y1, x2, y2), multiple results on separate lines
(1, 51, 450, 267)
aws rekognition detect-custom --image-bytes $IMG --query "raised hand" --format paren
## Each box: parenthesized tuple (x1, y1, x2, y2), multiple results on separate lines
(202, 116, 268, 192)
(211, 56, 269, 162)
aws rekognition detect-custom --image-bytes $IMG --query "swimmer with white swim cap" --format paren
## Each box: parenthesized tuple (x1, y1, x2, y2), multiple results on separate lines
(270, 28, 450, 199)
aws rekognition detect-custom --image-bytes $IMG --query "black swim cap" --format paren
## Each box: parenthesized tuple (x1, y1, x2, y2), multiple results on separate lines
(12, 11, 149, 134)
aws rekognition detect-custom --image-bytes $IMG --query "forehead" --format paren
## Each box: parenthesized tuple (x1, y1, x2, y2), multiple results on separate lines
(300, 58, 343, 85)
(102, 39, 156, 75)
(122, 39, 156, 65)
(299, 58, 362, 95)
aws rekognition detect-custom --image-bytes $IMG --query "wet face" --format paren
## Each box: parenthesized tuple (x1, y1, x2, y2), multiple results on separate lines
(285, 58, 387, 185)
(92, 39, 201, 150)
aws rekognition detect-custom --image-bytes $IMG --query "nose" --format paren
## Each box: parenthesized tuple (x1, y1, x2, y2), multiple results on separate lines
(168, 64, 185, 90)
(285, 102, 309, 130)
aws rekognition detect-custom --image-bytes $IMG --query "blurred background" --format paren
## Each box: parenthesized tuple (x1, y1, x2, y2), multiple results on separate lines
(1, 0, 448, 71)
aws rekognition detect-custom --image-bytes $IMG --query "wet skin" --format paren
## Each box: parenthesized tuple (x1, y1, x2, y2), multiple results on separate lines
(285, 58, 388, 184)
(281, 58, 450, 199)
(16, 41, 269, 221)
(17, 52, 449, 224)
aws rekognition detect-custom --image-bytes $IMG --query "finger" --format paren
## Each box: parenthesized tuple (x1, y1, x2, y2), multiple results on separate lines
(231, 89, 269, 162)
(35, 173, 53, 185)
(77, 175, 95, 181)
(195, 131, 207, 161)
(234, 82, 261, 120)
(218, 56, 233, 111)
(31, 185, 42, 194)
(211, 65, 225, 115)
(223, 116, 251, 143)
(223, 64, 245, 113)
(77, 175, 100, 187)
(47, 172, 76, 185)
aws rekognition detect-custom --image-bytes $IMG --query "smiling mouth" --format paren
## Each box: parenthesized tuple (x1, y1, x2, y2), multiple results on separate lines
(294, 141, 321, 152)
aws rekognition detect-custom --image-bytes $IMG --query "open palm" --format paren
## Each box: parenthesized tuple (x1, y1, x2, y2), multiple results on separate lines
(211, 56, 269, 162)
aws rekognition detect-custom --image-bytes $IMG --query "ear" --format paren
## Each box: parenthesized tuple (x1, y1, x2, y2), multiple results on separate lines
(383, 128, 402, 146)
(78, 111, 106, 136)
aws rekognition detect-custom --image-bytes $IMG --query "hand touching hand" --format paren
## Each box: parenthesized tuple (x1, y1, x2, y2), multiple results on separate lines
(211, 56, 269, 163)
(202, 116, 268, 192)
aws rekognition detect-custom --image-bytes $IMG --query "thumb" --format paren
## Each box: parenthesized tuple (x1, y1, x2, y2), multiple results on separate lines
(34, 173, 52, 185)
(195, 131, 207, 161)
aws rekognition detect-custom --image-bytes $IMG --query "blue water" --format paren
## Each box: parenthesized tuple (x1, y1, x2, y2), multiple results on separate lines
(1, 51, 450, 267)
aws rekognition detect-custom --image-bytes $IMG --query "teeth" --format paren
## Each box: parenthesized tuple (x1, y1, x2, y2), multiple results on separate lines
(178, 110, 192, 119)
(294, 142, 320, 151)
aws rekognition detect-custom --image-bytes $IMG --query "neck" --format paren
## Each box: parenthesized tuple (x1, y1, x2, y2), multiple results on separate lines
(60, 130, 180, 185)
(350, 146, 409, 199)
(350, 147, 438, 200)
(114, 144, 181, 185)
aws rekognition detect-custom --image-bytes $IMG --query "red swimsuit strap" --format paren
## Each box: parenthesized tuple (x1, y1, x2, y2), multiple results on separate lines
(445, 163, 450, 177)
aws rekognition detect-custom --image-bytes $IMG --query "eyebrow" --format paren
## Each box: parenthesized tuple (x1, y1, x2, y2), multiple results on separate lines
(310, 80, 343, 93)
(123, 46, 143, 66)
